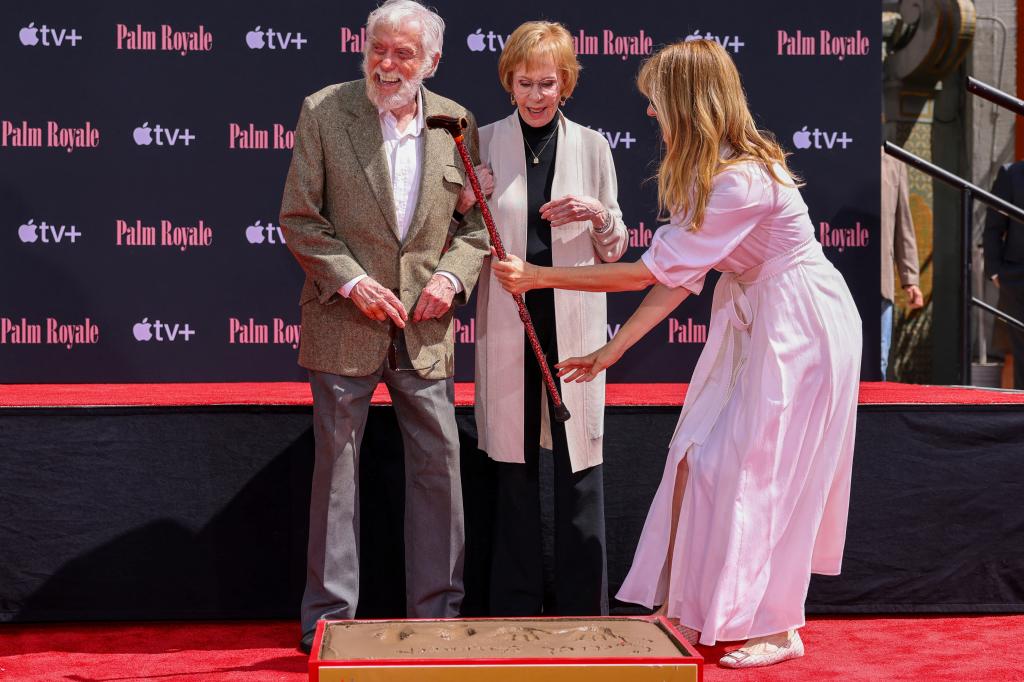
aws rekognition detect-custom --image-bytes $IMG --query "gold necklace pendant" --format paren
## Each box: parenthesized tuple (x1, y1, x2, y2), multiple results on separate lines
(524, 128, 555, 168)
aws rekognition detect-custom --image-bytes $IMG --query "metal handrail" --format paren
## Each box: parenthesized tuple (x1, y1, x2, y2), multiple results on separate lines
(967, 76, 1024, 117)
(883, 142, 1024, 223)
(883, 141, 1024, 382)
(973, 297, 1024, 333)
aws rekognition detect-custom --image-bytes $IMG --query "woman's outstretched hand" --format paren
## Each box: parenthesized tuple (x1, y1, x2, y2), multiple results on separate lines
(489, 247, 540, 294)
(555, 343, 623, 383)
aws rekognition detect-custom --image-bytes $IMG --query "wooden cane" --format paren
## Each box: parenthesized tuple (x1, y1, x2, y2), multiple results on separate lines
(426, 114, 570, 422)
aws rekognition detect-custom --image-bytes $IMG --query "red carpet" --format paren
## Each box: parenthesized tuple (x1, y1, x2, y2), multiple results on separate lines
(1, 616, 1022, 681)
(2, 381, 1023, 408)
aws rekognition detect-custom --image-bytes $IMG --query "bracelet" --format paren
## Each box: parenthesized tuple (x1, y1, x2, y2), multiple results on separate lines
(592, 208, 612, 234)
(452, 209, 465, 223)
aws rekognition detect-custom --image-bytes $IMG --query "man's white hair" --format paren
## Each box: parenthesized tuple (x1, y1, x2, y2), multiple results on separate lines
(364, 0, 445, 78)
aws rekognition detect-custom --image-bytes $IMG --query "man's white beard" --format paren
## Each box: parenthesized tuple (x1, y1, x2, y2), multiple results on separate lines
(365, 67, 424, 111)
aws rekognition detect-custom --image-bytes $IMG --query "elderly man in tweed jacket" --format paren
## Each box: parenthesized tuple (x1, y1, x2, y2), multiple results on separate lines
(280, 0, 488, 653)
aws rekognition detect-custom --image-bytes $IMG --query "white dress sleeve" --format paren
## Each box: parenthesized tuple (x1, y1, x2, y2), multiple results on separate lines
(641, 164, 772, 294)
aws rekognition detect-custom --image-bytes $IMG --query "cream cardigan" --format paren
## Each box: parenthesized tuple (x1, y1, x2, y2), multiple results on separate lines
(474, 111, 629, 472)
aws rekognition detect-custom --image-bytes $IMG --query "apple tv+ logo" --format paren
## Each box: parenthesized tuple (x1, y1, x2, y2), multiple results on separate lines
(684, 30, 745, 53)
(18, 219, 81, 244)
(792, 126, 852, 151)
(133, 122, 195, 147)
(245, 220, 285, 245)
(132, 318, 196, 342)
(18, 22, 82, 47)
(245, 26, 307, 50)
(466, 28, 507, 52)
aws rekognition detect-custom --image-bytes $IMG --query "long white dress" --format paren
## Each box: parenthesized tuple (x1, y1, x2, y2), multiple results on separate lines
(615, 160, 861, 646)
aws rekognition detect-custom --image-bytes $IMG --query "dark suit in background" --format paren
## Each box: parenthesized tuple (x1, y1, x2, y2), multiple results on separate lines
(985, 162, 1024, 389)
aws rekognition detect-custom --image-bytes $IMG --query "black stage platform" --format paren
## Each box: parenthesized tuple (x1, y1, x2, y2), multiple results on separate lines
(2, 398, 1023, 623)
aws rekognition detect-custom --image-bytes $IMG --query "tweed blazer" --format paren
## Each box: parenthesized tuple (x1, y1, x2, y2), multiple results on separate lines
(280, 80, 488, 379)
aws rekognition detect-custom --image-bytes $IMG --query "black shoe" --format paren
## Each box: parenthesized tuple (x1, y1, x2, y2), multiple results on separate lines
(298, 630, 315, 655)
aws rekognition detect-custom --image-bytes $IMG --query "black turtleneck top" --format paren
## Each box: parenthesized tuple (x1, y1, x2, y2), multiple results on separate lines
(520, 113, 559, 268)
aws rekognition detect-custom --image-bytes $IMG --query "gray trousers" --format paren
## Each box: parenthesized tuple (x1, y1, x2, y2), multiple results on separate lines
(301, 365, 464, 635)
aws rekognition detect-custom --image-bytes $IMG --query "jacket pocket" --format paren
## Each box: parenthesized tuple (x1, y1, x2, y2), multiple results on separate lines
(298, 280, 318, 305)
(442, 164, 465, 187)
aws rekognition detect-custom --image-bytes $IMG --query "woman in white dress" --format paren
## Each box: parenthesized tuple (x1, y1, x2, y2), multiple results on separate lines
(491, 39, 861, 668)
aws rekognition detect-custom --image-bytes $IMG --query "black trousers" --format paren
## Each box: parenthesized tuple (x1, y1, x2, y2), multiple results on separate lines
(1001, 275, 1024, 389)
(489, 289, 608, 616)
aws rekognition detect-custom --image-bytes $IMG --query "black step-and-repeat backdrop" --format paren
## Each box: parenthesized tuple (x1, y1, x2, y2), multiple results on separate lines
(0, 1, 879, 382)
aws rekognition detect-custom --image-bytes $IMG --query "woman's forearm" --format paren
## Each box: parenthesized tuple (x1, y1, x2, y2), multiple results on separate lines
(537, 259, 656, 293)
(607, 284, 690, 356)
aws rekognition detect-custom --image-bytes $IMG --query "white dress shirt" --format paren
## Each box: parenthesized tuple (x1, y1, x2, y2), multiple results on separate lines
(340, 90, 462, 298)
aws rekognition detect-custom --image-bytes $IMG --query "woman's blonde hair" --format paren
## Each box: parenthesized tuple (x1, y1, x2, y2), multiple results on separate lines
(498, 21, 580, 100)
(637, 39, 800, 228)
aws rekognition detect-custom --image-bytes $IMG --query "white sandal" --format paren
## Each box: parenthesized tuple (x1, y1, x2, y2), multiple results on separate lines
(719, 630, 804, 668)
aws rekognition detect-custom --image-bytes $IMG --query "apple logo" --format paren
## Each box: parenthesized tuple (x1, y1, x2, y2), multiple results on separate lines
(246, 220, 266, 244)
(18, 219, 39, 243)
(133, 122, 153, 146)
(246, 26, 265, 49)
(792, 126, 812, 150)
(19, 23, 40, 47)
(466, 29, 485, 52)
(133, 318, 154, 342)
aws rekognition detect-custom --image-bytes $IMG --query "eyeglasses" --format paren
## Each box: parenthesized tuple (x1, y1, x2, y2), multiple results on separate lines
(387, 324, 438, 373)
(514, 79, 560, 96)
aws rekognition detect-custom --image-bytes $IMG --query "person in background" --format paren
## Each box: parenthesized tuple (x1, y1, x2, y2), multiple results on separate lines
(880, 145, 923, 380)
(985, 161, 1024, 389)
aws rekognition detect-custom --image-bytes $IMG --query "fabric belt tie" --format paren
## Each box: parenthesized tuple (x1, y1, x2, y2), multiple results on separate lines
(670, 238, 823, 447)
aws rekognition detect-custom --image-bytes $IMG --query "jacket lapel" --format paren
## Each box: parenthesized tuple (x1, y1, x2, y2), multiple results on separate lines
(344, 84, 399, 240)
(491, 112, 529, 257)
(402, 87, 445, 246)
